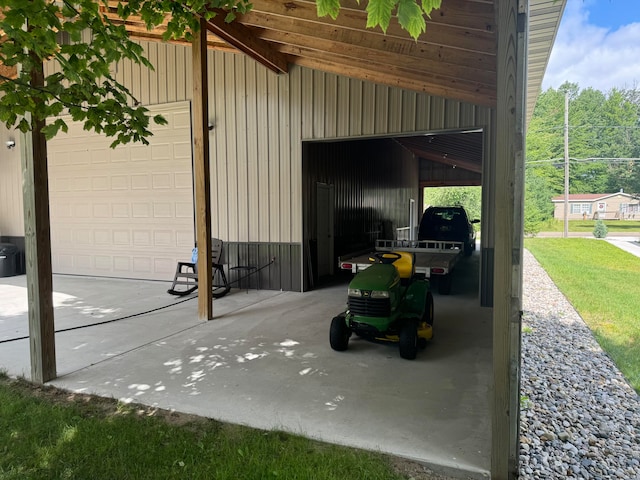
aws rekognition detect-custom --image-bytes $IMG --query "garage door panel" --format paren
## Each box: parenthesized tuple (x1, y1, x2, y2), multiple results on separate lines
(91, 177, 110, 191)
(48, 101, 194, 280)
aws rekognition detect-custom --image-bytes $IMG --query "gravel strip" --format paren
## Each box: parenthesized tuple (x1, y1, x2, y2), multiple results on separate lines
(520, 250, 640, 479)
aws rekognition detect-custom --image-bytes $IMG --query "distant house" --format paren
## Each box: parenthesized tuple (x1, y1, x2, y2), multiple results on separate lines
(552, 191, 640, 220)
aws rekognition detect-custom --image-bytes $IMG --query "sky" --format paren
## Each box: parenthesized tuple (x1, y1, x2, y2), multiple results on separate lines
(542, 0, 640, 92)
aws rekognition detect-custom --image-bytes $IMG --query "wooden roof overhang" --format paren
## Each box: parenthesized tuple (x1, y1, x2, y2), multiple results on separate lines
(99, 0, 563, 183)
(103, 0, 499, 107)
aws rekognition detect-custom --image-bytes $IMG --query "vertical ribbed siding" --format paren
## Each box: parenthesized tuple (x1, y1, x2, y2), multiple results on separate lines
(206, 52, 299, 250)
(1, 41, 495, 292)
(0, 132, 23, 236)
(297, 65, 489, 141)
(302, 139, 419, 258)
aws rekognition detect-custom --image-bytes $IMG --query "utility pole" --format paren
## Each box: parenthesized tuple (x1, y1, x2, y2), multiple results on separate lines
(563, 93, 569, 238)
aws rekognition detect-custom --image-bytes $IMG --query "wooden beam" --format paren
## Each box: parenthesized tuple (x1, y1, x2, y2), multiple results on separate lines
(492, 0, 526, 478)
(410, 146, 482, 173)
(192, 19, 213, 321)
(287, 46, 496, 107)
(21, 51, 56, 383)
(247, 20, 496, 85)
(250, 0, 495, 50)
(331, 0, 496, 32)
(420, 178, 481, 187)
(204, 10, 288, 73)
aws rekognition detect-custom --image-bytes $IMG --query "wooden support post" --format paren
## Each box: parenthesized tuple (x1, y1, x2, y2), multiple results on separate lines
(492, 0, 527, 478)
(192, 18, 213, 320)
(21, 108, 57, 383)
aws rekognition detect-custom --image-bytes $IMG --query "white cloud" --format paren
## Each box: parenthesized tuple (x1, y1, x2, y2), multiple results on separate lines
(542, 0, 640, 92)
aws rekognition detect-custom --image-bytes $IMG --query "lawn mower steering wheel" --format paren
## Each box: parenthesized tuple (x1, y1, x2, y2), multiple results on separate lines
(372, 252, 402, 264)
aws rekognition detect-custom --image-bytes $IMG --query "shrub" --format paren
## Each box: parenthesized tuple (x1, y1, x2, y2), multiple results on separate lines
(593, 220, 608, 238)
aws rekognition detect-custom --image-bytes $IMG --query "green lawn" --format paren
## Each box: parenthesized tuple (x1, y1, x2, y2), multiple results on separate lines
(0, 375, 409, 480)
(525, 238, 640, 392)
(541, 219, 640, 233)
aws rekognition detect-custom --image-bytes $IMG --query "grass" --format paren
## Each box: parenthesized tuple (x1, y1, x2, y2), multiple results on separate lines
(540, 219, 640, 233)
(0, 375, 410, 480)
(525, 238, 640, 392)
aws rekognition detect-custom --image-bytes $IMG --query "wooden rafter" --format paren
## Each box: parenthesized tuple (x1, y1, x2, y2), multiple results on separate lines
(204, 10, 288, 74)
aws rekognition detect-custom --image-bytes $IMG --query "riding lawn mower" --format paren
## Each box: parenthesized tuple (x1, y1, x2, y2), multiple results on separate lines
(330, 251, 434, 360)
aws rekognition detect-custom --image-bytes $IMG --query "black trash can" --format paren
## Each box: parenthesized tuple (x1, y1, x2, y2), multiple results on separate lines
(0, 243, 18, 277)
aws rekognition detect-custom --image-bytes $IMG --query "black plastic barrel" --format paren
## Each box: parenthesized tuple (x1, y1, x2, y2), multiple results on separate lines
(0, 243, 18, 277)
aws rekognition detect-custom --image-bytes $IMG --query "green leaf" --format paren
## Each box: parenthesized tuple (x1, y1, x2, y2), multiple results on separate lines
(153, 115, 169, 126)
(316, 0, 341, 19)
(366, 0, 397, 33)
(421, 0, 442, 15)
(397, 0, 426, 39)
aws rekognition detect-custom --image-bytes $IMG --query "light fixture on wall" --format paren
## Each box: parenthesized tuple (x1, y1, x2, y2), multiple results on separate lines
(5, 139, 15, 149)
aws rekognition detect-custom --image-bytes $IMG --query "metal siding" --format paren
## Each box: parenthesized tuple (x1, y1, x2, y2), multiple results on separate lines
(155, 42, 167, 104)
(256, 67, 270, 241)
(302, 139, 419, 264)
(336, 76, 350, 137)
(349, 78, 363, 136)
(278, 74, 292, 243)
(140, 43, 151, 106)
(211, 53, 225, 238)
(374, 84, 389, 134)
(246, 60, 260, 242)
(0, 131, 24, 236)
(445, 100, 461, 129)
(223, 242, 300, 292)
(27, 43, 496, 292)
(268, 72, 280, 242)
(236, 57, 249, 241)
(225, 55, 239, 243)
(301, 68, 314, 139)
(429, 96, 446, 130)
(401, 90, 416, 132)
(324, 73, 338, 138)
(313, 70, 325, 139)
(416, 94, 431, 131)
(166, 45, 177, 103)
(289, 67, 304, 289)
(362, 82, 375, 135)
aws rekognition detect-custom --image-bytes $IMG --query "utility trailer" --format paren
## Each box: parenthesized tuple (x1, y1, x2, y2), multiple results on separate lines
(338, 239, 464, 295)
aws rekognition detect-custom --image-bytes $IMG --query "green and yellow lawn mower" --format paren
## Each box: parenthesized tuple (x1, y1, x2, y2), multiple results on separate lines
(330, 251, 434, 360)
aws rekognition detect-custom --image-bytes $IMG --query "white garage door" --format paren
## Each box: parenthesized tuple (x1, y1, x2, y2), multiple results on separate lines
(48, 101, 195, 281)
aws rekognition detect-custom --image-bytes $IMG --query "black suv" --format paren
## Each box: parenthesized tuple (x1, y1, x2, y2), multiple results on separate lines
(418, 206, 479, 256)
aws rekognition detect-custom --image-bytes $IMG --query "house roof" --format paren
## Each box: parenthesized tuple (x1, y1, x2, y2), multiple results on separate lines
(552, 192, 638, 203)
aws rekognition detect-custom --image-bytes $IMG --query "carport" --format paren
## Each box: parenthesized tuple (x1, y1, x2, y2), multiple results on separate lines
(1, 1, 566, 479)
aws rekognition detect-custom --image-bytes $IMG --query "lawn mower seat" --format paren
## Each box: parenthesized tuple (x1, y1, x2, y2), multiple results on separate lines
(392, 251, 415, 283)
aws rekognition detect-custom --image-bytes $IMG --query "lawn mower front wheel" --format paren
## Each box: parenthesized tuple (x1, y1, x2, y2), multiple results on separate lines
(399, 320, 419, 360)
(330, 315, 350, 351)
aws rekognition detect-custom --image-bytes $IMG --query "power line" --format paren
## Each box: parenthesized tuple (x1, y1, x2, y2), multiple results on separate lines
(526, 157, 640, 165)
(527, 125, 640, 133)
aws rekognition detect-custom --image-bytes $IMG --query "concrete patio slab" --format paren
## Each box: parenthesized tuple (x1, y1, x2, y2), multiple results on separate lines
(0, 253, 491, 478)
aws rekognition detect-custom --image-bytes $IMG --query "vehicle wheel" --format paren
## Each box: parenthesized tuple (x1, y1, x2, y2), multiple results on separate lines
(422, 291, 434, 326)
(464, 241, 473, 257)
(330, 316, 350, 351)
(399, 320, 418, 360)
(438, 274, 452, 295)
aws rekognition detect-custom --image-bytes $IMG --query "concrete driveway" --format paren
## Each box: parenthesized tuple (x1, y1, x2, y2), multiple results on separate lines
(0, 253, 491, 478)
